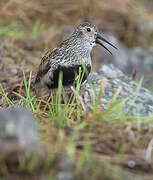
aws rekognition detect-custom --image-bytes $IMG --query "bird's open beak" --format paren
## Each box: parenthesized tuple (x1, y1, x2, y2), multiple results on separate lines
(96, 33, 117, 55)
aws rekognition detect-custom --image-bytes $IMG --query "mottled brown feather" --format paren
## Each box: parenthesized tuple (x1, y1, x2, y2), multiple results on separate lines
(35, 48, 59, 84)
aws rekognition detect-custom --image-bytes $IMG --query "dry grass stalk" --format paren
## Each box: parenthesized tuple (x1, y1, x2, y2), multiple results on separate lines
(108, 86, 122, 108)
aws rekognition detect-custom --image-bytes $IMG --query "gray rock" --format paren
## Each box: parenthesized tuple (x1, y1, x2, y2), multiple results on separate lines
(99, 35, 153, 76)
(0, 107, 41, 152)
(0, 107, 46, 174)
(97, 34, 153, 88)
(105, 47, 153, 76)
(83, 64, 153, 116)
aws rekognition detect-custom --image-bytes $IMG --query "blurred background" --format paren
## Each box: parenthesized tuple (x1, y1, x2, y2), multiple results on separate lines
(0, 0, 153, 89)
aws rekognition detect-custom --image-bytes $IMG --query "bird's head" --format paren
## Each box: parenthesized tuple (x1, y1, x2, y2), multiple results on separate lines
(73, 22, 117, 54)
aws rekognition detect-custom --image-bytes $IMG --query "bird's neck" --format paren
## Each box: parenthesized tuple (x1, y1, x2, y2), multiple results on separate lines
(64, 36, 92, 66)
(71, 38, 92, 54)
(74, 45, 92, 67)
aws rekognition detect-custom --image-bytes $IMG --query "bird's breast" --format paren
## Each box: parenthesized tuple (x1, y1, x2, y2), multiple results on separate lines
(45, 64, 91, 89)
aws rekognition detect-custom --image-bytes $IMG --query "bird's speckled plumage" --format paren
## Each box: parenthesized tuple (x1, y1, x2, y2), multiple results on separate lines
(35, 22, 117, 90)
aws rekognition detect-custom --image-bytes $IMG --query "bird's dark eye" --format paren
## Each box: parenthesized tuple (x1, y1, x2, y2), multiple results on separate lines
(86, 28, 91, 32)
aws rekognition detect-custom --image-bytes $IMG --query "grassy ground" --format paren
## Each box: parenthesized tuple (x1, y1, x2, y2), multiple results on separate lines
(0, 0, 153, 179)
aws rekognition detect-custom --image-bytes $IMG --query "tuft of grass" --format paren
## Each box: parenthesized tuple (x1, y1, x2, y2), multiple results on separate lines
(0, 71, 39, 112)
(47, 67, 86, 128)
(0, 84, 14, 107)
(12, 71, 38, 112)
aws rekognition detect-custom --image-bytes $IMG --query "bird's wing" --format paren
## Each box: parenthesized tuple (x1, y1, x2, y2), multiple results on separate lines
(35, 48, 59, 84)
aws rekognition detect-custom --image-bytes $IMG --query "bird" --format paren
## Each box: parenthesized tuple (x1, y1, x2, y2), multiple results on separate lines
(35, 22, 117, 90)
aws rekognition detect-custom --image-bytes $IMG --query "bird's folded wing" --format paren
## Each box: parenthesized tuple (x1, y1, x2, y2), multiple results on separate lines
(35, 48, 58, 84)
